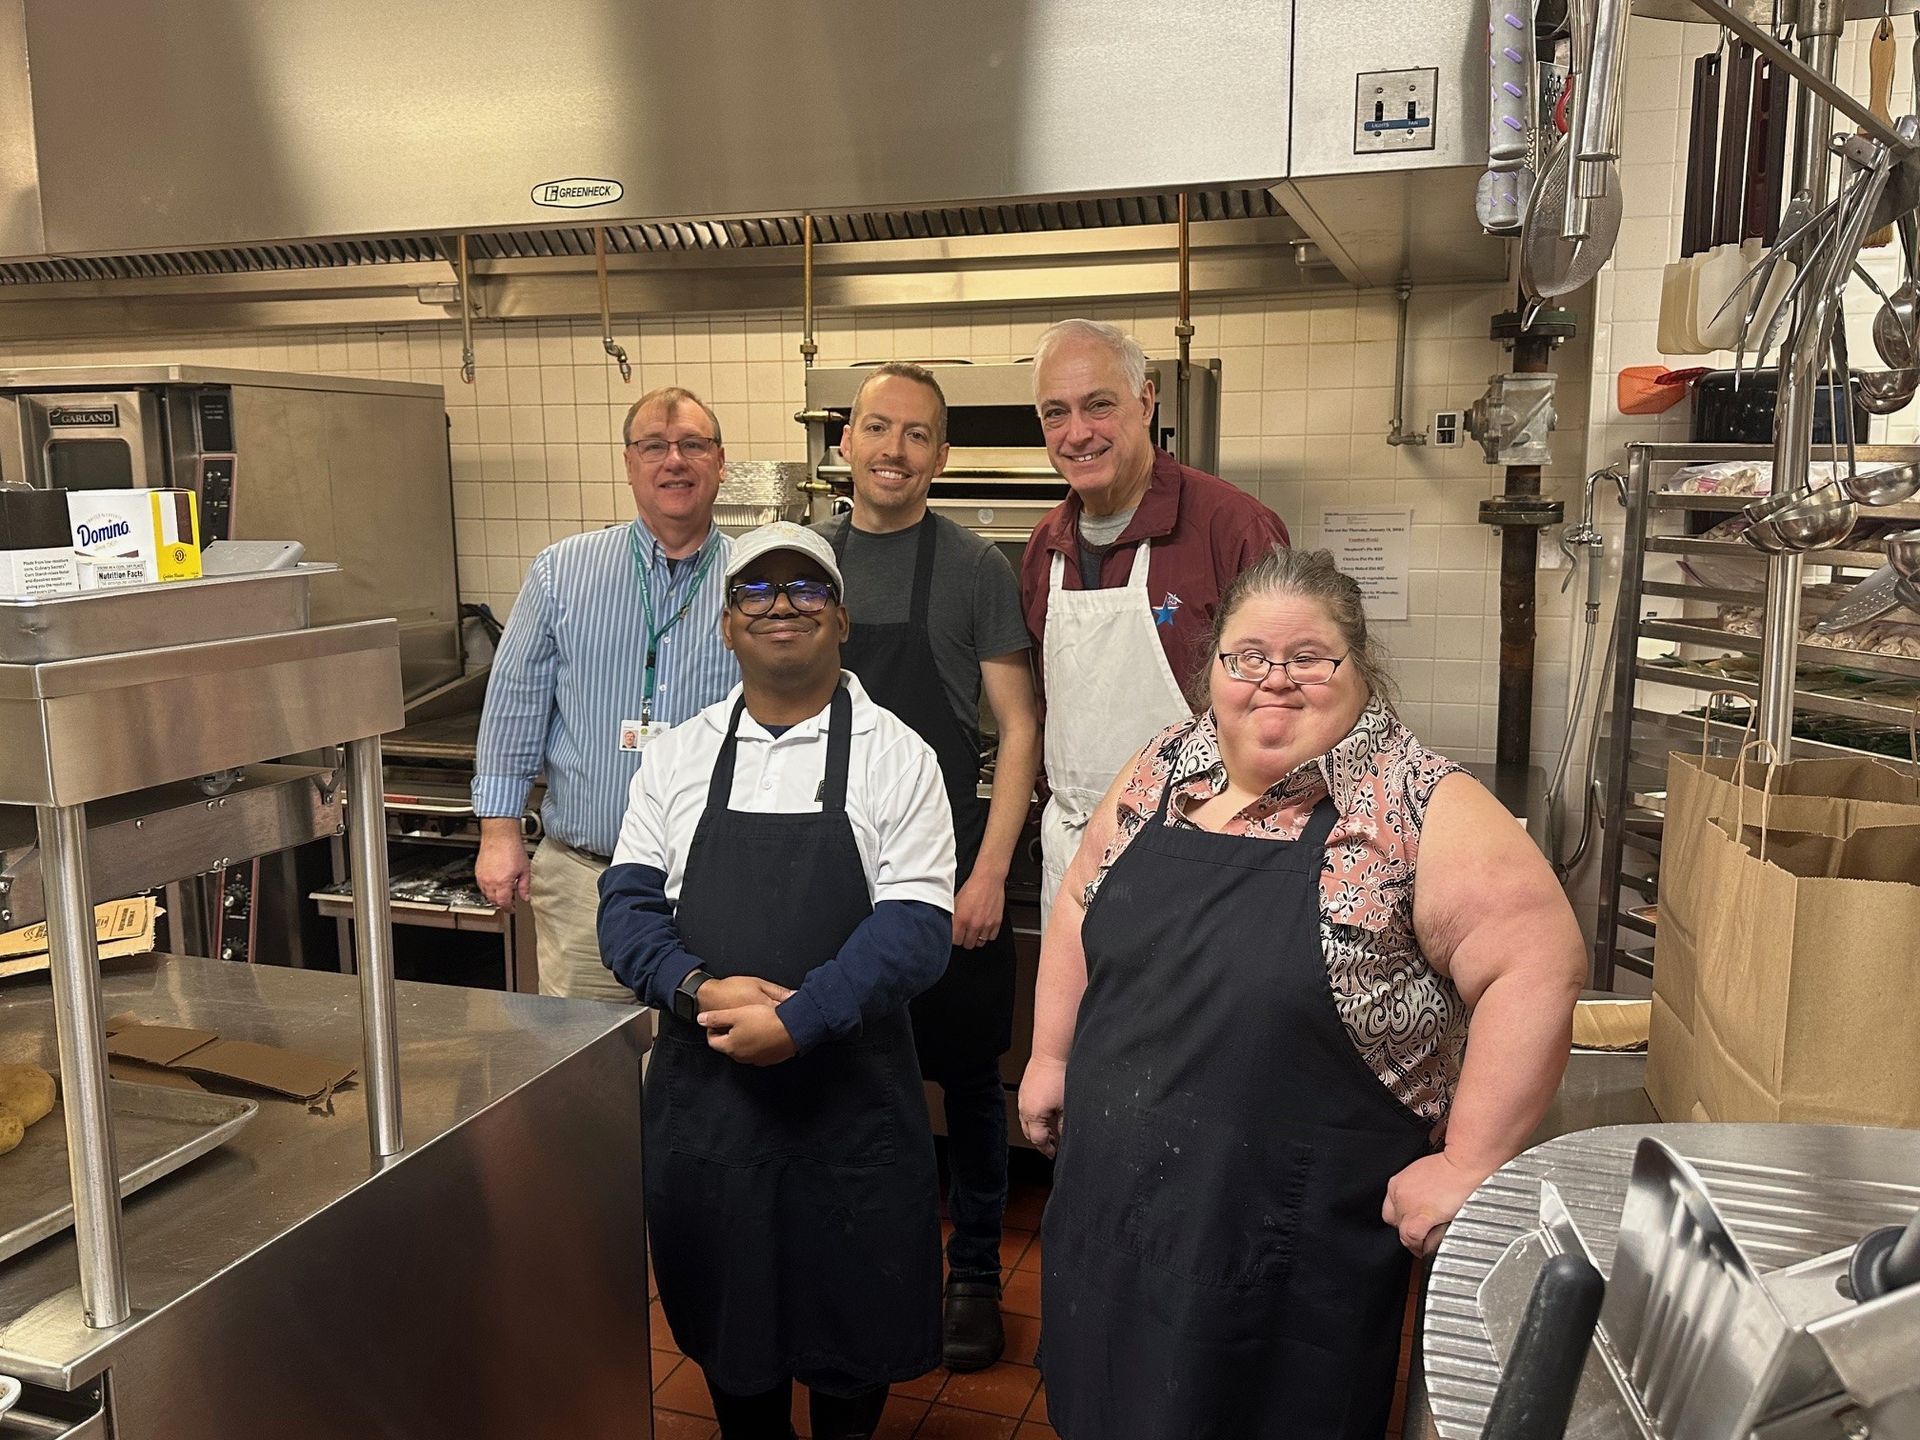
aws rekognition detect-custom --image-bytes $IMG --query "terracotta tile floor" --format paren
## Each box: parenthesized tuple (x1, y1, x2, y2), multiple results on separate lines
(649, 1169, 1418, 1440)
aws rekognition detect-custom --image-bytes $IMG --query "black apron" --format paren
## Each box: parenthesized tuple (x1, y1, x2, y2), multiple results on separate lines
(1039, 783, 1434, 1440)
(642, 685, 941, 1396)
(831, 515, 1015, 1074)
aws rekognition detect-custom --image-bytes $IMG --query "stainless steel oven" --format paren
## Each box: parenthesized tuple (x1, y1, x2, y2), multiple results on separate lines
(0, 364, 462, 701)
(800, 359, 1221, 542)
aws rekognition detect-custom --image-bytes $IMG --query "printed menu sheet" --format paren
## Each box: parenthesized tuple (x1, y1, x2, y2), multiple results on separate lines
(1320, 508, 1412, 622)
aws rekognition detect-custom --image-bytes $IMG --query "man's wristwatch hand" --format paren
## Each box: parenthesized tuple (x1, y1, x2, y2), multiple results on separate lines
(672, 968, 714, 1023)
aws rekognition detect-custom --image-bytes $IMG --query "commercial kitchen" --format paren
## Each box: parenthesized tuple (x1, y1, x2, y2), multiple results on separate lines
(0, 2, 1916, 1438)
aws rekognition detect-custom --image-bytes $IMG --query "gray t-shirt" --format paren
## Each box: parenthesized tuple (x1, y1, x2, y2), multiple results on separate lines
(1076, 504, 1138, 588)
(814, 511, 1031, 737)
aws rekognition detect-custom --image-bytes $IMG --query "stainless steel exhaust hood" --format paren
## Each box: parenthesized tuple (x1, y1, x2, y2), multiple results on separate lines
(0, 0, 1506, 330)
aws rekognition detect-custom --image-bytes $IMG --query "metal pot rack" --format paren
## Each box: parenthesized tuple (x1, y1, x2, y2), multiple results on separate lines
(1650, 0, 1920, 757)
(0, 569, 405, 1330)
(1592, 441, 1920, 991)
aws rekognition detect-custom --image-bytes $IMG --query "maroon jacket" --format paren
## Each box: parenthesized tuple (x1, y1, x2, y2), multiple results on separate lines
(1019, 449, 1291, 703)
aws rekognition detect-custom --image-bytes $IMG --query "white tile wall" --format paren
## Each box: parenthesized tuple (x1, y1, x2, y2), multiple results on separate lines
(0, 287, 1592, 780)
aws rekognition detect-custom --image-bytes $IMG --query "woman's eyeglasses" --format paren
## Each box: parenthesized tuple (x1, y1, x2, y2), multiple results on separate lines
(729, 579, 839, 615)
(1218, 651, 1345, 686)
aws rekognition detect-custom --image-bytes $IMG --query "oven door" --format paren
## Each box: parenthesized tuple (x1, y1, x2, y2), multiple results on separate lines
(8, 389, 168, 491)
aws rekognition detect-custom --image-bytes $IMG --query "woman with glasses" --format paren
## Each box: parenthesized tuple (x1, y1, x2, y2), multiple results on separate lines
(1018, 546, 1584, 1440)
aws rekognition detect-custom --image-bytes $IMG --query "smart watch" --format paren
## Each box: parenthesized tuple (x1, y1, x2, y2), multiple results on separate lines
(672, 968, 714, 1023)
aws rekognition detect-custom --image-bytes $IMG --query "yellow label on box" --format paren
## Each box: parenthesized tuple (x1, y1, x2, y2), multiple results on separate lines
(150, 489, 201, 581)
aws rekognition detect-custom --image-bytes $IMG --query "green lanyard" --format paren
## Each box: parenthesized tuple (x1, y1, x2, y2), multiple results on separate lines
(630, 526, 718, 723)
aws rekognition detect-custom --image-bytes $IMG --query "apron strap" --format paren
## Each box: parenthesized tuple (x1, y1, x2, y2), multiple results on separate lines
(707, 696, 751, 809)
(707, 685, 855, 813)
(1125, 539, 1153, 589)
(1048, 549, 1066, 592)
(1300, 793, 1341, 849)
(1148, 741, 1342, 851)
(830, 515, 938, 631)
(822, 682, 853, 813)
(908, 514, 938, 629)
(1148, 719, 1207, 824)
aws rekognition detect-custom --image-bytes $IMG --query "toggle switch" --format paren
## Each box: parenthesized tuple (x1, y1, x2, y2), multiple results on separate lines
(1354, 68, 1439, 156)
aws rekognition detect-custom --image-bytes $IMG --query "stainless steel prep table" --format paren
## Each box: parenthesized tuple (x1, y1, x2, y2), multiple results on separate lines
(0, 954, 652, 1440)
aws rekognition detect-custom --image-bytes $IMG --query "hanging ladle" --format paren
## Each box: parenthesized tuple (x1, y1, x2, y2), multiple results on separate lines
(1872, 211, 1920, 368)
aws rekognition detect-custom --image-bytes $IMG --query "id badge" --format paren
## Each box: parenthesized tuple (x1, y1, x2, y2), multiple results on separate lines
(618, 719, 670, 753)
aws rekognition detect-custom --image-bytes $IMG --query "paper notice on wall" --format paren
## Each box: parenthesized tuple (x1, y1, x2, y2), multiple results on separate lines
(1319, 508, 1412, 622)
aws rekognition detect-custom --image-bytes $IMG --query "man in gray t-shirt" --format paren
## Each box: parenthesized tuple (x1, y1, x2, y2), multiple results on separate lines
(812, 363, 1042, 1372)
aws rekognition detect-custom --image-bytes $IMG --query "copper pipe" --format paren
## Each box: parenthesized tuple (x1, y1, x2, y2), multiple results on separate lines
(595, 228, 631, 384)
(800, 213, 819, 369)
(1174, 192, 1194, 463)
(456, 234, 475, 385)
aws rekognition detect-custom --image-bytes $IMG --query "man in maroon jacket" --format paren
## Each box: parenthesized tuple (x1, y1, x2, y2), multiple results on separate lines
(1019, 318, 1290, 921)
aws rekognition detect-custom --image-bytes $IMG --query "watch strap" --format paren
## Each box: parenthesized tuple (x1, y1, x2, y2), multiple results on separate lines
(673, 968, 712, 1022)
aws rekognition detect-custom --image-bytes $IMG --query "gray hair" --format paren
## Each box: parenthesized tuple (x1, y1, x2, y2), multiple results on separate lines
(1192, 546, 1397, 709)
(622, 386, 723, 446)
(1031, 318, 1149, 400)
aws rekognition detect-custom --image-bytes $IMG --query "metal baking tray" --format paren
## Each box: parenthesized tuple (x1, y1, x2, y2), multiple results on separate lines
(0, 1080, 258, 1264)
(0, 565, 336, 665)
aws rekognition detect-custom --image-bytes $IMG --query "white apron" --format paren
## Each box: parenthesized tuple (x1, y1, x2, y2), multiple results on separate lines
(1039, 542, 1192, 922)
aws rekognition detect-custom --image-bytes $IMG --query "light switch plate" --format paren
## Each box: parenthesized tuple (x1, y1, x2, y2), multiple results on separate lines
(1432, 410, 1464, 448)
(1355, 68, 1439, 155)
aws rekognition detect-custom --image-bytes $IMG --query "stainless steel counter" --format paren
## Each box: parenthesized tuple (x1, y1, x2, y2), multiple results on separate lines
(0, 955, 651, 1439)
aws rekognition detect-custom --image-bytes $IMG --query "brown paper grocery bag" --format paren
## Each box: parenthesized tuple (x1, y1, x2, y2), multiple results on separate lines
(1683, 809, 1920, 1127)
(1651, 712, 1920, 1122)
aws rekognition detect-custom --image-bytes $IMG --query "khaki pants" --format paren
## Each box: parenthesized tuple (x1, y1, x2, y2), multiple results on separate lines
(528, 837, 636, 1004)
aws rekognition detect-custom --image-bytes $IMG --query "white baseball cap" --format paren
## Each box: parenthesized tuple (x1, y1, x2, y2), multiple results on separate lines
(724, 521, 845, 596)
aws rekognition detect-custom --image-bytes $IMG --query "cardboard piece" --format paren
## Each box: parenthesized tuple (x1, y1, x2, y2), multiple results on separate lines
(103, 1019, 356, 1106)
(0, 897, 158, 961)
(105, 1024, 217, 1067)
(171, 1038, 355, 1104)
(1573, 1000, 1651, 1052)
(107, 1058, 205, 1093)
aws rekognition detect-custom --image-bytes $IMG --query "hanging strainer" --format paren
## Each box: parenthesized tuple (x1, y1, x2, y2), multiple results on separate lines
(1521, 134, 1625, 302)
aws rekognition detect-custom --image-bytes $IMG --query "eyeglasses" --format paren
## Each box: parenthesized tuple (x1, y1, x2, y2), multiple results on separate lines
(625, 435, 718, 464)
(1218, 651, 1346, 686)
(729, 579, 839, 615)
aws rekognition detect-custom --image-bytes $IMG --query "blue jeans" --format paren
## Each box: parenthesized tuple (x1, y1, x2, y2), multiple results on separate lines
(930, 1052, 1009, 1283)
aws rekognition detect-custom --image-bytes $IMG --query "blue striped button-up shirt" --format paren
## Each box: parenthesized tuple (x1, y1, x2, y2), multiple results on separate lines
(472, 518, 738, 855)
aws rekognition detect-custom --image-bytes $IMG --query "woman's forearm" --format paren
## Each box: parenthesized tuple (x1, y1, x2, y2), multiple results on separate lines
(1441, 963, 1579, 1176)
(1030, 893, 1090, 1066)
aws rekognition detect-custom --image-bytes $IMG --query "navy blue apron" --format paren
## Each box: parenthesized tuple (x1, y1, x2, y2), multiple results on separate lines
(644, 685, 941, 1397)
(1040, 779, 1433, 1439)
(831, 516, 1015, 1073)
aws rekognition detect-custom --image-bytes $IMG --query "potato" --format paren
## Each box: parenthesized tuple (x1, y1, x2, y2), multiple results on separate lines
(0, 1112, 21, 1156)
(0, 1063, 55, 1128)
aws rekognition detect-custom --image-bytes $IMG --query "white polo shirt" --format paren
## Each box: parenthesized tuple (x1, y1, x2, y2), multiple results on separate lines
(611, 672, 957, 911)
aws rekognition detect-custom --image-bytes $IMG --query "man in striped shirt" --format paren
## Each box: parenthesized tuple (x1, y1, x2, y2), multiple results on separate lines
(473, 386, 739, 1001)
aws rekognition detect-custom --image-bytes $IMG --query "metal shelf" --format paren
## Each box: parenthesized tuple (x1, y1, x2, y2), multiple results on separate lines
(1635, 660, 1920, 727)
(1593, 441, 1920, 991)
(1641, 617, 1920, 681)
(1645, 536, 1890, 571)
(1646, 491, 1920, 523)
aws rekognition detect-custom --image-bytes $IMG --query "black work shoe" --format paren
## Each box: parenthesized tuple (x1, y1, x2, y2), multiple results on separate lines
(942, 1277, 1005, 1372)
